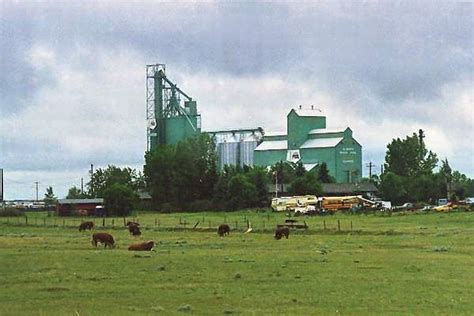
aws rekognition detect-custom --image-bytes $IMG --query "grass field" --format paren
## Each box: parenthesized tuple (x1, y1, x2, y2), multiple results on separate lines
(0, 211, 473, 315)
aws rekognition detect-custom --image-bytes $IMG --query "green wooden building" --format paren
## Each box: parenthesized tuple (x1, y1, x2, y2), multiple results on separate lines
(254, 108, 362, 183)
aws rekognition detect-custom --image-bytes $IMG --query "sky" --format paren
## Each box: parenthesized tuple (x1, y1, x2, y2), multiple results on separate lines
(1, 1, 473, 200)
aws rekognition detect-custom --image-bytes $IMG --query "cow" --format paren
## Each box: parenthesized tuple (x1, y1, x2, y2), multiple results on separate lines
(128, 240, 155, 251)
(79, 221, 94, 231)
(274, 227, 290, 240)
(91, 233, 115, 248)
(128, 224, 141, 236)
(126, 221, 139, 227)
(217, 224, 230, 237)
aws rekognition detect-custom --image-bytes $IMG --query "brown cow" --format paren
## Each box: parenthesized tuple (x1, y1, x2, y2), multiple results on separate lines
(128, 240, 155, 251)
(126, 221, 139, 227)
(128, 224, 141, 236)
(91, 233, 115, 248)
(274, 227, 290, 240)
(79, 221, 94, 231)
(217, 224, 230, 236)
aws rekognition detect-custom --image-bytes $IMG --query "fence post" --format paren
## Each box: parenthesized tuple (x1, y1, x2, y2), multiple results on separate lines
(123, 217, 126, 227)
(323, 220, 326, 230)
(25, 216, 28, 225)
(350, 221, 353, 231)
(102, 216, 105, 227)
(112, 219, 115, 227)
(337, 219, 341, 232)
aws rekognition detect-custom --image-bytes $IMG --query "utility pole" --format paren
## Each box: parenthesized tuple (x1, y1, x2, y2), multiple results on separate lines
(0, 168, 3, 203)
(273, 171, 278, 198)
(34, 181, 39, 201)
(90, 164, 94, 197)
(380, 164, 384, 175)
(81, 178, 84, 194)
(366, 162, 374, 179)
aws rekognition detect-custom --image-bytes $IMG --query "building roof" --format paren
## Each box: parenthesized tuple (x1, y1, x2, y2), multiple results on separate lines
(322, 183, 378, 194)
(255, 140, 288, 151)
(308, 127, 347, 135)
(303, 163, 318, 171)
(293, 109, 324, 117)
(57, 198, 104, 204)
(300, 137, 343, 149)
(264, 131, 287, 137)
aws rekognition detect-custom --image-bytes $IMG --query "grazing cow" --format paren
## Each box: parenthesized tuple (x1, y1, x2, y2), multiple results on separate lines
(91, 233, 115, 248)
(126, 221, 139, 227)
(79, 221, 94, 231)
(217, 224, 230, 237)
(128, 224, 141, 236)
(128, 240, 155, 251)
(274, 227, 290, 240)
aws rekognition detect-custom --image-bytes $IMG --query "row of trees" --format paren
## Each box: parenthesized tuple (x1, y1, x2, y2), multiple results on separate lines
(64, 129, 472, 212)
(65, 165, 144, 216)
(144, 133, 332, 211)
(379, 130, 474, 204)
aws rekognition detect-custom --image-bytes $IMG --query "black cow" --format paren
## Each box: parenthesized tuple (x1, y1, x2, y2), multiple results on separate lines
(217, 224, 230, 236)
(274, 227, 290, 240)
(128, 224, 141, 236)
(79, 221, 94, 231)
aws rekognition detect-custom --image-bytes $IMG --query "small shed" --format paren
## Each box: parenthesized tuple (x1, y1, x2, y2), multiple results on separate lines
(56, 198, 104, 216)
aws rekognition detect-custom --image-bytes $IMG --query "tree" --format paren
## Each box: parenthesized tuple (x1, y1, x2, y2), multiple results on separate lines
(246, 167, 270, 207)
(317, 163, 335, 183)
(66, 186, 88, 199)
(173, 133, 218, 205)
(88, 165, 143, 198)
(144, 144, 176, 206)
(227, 174, 257, 210)
(384, 130, 438, 177)
(379, 172, 406, 204)
(144, 133, 219, 210)
(270, 161, 296, 186)
(288, 172, 323, 196)
(103, 183, 139, 216)
(43, 186, 58, 206)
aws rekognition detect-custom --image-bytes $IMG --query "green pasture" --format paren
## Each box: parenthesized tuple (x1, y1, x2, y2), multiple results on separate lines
(0, 211, 473, 315)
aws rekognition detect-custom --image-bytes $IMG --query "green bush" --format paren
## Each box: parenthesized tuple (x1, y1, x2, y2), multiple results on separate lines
(103, 183, 139, 216)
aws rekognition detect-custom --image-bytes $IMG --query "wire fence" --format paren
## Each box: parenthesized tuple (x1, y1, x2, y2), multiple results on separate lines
(0, 213, 358, 234)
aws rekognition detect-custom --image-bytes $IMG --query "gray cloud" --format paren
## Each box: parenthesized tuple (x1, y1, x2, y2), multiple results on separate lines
(0, 1, 472, 199)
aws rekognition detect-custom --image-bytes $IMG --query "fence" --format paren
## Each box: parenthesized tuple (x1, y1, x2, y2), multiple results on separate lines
(0, 214, 358, 233)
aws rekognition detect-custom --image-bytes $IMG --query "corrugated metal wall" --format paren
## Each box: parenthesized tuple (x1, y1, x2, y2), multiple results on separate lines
(240, 141, 257, 167)
(217, 141, 258, 169)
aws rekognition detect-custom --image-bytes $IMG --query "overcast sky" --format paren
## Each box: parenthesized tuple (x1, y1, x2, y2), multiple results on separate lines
(1, 1, 473, 200)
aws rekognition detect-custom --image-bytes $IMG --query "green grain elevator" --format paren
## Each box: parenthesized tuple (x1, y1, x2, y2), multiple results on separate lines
(146, 64, 201, 151)
(254, 107, 362, 183)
